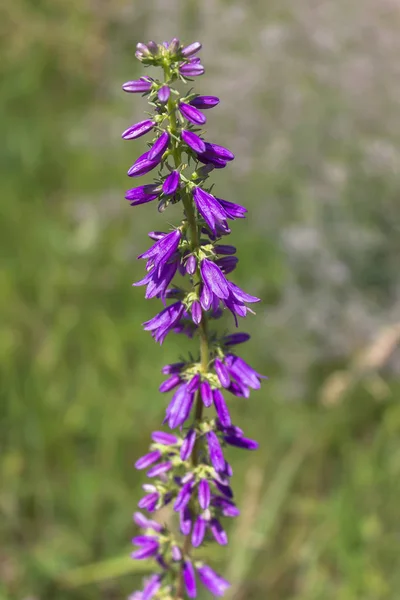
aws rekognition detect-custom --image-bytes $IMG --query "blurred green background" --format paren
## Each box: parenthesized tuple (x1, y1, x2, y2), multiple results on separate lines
(1, 1, 400, 599)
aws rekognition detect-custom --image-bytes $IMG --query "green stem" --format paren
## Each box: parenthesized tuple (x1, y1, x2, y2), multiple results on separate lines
(165, 67, 210, 599)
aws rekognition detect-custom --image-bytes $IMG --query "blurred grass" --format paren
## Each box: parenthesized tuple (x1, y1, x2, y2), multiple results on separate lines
(1, 1, 400, 599)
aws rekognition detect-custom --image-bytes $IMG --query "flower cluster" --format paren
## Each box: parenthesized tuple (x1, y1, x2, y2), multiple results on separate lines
(123, 38, 264, 599)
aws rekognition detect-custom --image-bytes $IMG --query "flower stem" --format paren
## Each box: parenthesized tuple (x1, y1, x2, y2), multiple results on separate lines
(165, 69, 210, 599)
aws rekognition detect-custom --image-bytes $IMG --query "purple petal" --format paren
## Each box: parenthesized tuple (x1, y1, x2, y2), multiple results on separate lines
(223, 333, 250, 346)
(146, 461, 172, 478)
(214, 358, 231, 388)
(192, 516, 207, 547)
(224, 435, 259, 450)
(191, 300, 202, 325)
(131, 543, 158, 559)
(204, 142, 234, 161)
(179, 102, 206, 125)
(137, 492, 159, 512)
(181, 130, 206, 154)
(162, 362, 185, 375)
(180, 429, 196, 460)
(179, 63, 205, 77)
(193, 188, 228, 235)
(159, 374, 181, 393)
(148, 131, 170, 161)
(189, 95, 220, 109)
(213, 389, 232, 427)
(206, 431, 225, 472)
(174, 480, 193, 511)
(122, 78, 152, 93)
(180, 506, 192, 535)
(200, 259, 230, 299)
(135, 450, 161, 470)
(200, 381, 213, 407)
(181, 42, 202, 57)
(198, 479, 211, 510)
(187, 373, 201, 393)
(183, 560, 197, 598)
(217, 198, 247, 219)
(133, 512, 163, 532)
(142, 574, 162, 600)
(151, 431, 178, 445)
(122, 119, 155, 140)
(197, 564, 230, 596)
(214, 244, 237, 255)
(186, 254, 197, 275)
(128, 151, 159, 177)
(158, 85, 170, 103)
(162, 170, 180, 195)
(210, 518, 228, 545)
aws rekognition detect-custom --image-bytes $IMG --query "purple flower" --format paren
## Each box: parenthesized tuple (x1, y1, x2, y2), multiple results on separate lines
(125, 184, 161, 206)
(192, 188, 229, 235)
(211, 496, 240, 518)
(159, 374, 181, 393)
(148, 131, 170, 161)
(201, 142, 234, 162)
(223, 332, 250, 346)
(181, 129, 206, 154)
(134, 260, 178, 300)
(216, 256, 238, 275)
(191, 300, 202, 325)
(214, 244, 237, 255)
(185, 254, 197, 275)
(133, 512, 163, 532)
(206, 431, 225, 472)
(180, 505, 192, 535)
(165, 383, 194, 429)
(128, 151, 160, 177)
(162, 170, 180, 195)
(131, 540, 159, 560)
(179, 63, 205, 77)
(142, 574, 162, 600)
(224, 434, 259, 450)
(189, 95, 220, 109)
(122, 119, 155, 140)
(174, 479, 193, 511)
(200, 258, 260, 317)
(142, 302, 185, 344)
(213, 389, 231, 427)
(225, 354, 265, 390)
(179, 102, 206, 125)
(183, 560, 197, 598)
(146, 461, 172, 478)
(135, 450, 162, 470)
(192, 516, 207, 547)
(162, 362, 185, 375)
(214, 358, 230, 388)
(210, 518, 228, 545)
(122, 78, 152, 93)
(138, 492, 159, 512)
(181, 42, 202, 57)
(138, 229, 181, 272)
(171, 545, 182, 561)
(158, 85, 170, 103)
(198, 479, 211, 509)
(200, 380, 213, 407)
(151, 431, 178, 445)
(180, 429, 196, 460)
(197, 564, 230, 596)
(218, 198, 247, 219)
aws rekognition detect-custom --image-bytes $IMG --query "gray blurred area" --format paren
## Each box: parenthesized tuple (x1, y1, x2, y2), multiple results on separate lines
(1, 1, 400, 599)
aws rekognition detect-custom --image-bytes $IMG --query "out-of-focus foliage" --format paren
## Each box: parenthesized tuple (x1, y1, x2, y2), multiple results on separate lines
(1, 1, 399, 599)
